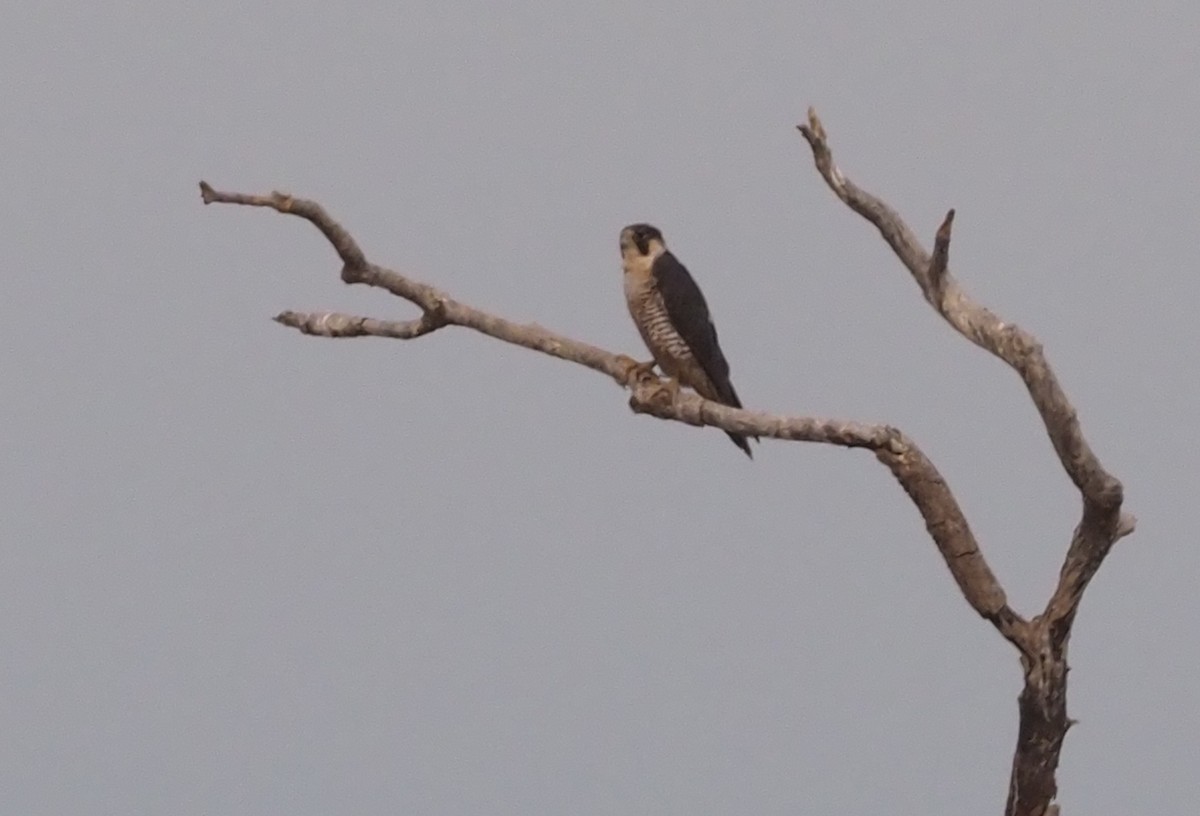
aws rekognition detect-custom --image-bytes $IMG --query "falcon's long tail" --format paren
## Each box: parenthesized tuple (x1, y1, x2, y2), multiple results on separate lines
(716, 381, 757, 460)
(727, 431, 754, 459)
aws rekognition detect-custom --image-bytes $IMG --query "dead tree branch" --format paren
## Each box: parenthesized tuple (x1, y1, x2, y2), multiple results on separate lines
(200, 177, 1022, 647)
(200, 108, 1132, 814)
(797, 108, 1134, 816)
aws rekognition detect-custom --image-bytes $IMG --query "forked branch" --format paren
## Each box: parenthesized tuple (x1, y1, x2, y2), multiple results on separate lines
(797, 108, 1133, 816)
(201, 108, 1132, 815)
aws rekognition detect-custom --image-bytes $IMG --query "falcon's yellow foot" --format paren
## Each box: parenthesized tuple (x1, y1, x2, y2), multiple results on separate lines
(646, 376, 682, 408)
(615, 354, 659, 387)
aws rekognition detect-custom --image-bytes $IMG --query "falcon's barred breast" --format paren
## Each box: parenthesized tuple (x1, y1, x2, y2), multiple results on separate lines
(619, 223, 756, 458)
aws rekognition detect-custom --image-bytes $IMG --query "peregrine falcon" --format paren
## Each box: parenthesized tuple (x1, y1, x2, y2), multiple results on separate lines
(619, 223, 757, 458)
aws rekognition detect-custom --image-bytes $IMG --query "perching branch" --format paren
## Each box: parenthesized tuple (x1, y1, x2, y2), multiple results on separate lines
(199, 177, 1022, 647)
(200, 108, 1132, 816)
(797, 108, 1134, 816)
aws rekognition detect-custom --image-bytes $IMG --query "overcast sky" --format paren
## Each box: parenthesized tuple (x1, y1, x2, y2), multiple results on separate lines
(3, 2, 1197, 814)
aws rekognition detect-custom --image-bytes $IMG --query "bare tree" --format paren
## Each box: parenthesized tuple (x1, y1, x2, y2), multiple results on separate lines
(200, 108, 1135, 816)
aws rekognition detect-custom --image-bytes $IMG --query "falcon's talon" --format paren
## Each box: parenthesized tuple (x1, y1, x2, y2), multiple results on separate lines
(647, 377, 682, 408)
(615, 354, 659, 387)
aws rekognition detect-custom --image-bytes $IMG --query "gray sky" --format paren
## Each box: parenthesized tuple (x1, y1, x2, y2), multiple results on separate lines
(3, 1, 1197, 813)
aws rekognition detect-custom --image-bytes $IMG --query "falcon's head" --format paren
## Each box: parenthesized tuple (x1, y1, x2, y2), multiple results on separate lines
(619, 223, 666, 259)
